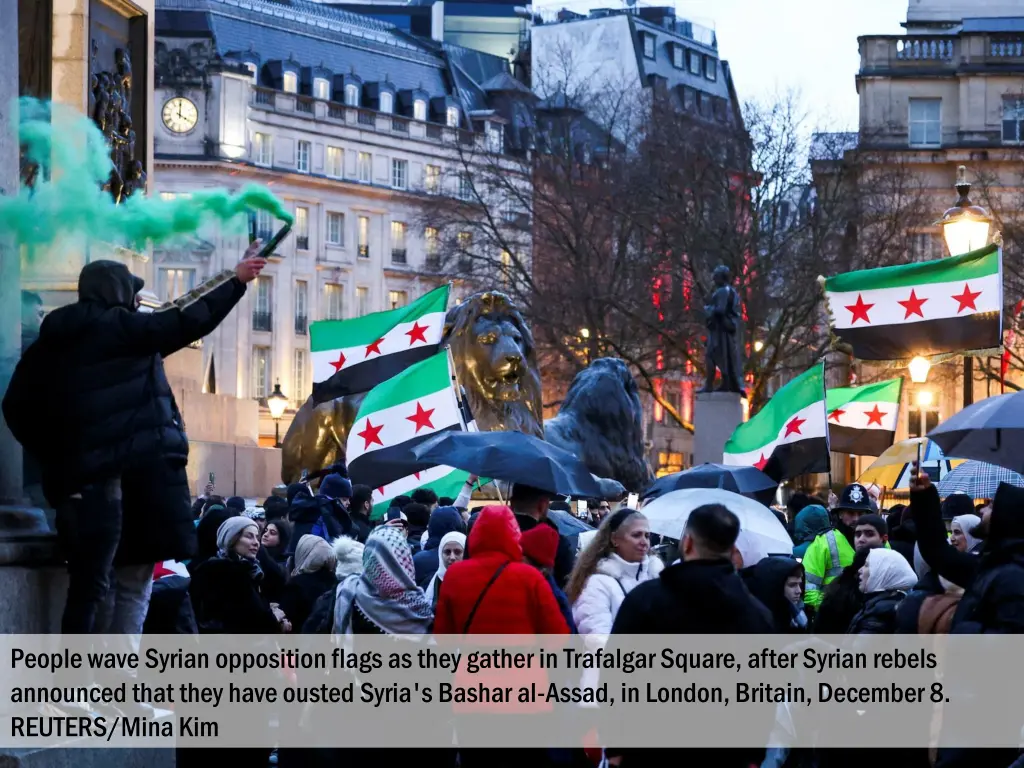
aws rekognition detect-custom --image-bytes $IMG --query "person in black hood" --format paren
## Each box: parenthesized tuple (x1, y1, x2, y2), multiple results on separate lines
(813, 547, 871, 634)
(4, 247, 265, 635)
(606, 503, 773, 768)
(742, 556, 809, 632)
(347, 485, 373, 543)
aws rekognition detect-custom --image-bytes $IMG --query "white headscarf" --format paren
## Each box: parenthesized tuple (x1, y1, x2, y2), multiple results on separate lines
(425, 531, 466, 597)
(952, 514, 983, 553)
(862, 547, 917, 594)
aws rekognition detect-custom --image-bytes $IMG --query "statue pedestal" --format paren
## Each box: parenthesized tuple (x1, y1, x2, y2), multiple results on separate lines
(693, 392, 744, 466)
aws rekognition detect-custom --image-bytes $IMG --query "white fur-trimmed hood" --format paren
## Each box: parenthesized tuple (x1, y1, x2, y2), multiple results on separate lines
(333, 536, 364, 579)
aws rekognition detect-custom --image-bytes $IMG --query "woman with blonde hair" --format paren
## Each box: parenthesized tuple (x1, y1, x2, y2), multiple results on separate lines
(568, 508, 663, 639)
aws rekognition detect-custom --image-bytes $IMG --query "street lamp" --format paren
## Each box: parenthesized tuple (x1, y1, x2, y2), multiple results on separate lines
(753, 340, 764, 353)
(908, 356, 931, 384)
(267, 380, 288, 447)
(935, 166, 995, 408)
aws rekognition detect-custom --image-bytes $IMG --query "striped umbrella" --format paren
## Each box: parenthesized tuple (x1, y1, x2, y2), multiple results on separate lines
(937, 460, 1024, 499)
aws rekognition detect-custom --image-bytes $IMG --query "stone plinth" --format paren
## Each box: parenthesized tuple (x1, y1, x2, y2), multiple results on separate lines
(693, 391, 744, 466)
(186, 442, 282, 498)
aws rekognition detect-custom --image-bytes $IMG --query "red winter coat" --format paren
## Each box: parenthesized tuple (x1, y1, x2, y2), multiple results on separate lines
(435, 505, 568, 714)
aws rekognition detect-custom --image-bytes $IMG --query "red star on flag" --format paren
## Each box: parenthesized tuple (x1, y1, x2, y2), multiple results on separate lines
(864, 405, 887, 427)
(357, 419, 384, 449)
(405, 321, 429, 345)
(376, 486, 385, 496)
(364, 337, 385, 357)
(329, 351, 346, 372)
(414, 472, 422, 481)
(845, 294, 874, 324)
(753, 453, 768, 471)
(828, 408, 845, 423)
(784, 416, 806, 437)
(898, 289, 928, 319)
(952, 283, 981, 313)
(406, 402, 436, 433)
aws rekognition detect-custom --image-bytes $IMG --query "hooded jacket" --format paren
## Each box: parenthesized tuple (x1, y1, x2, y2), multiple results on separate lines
(413, 506, 466, 586)
(3, 260, 246, 503)
(792, 504, 831, 559)
(742, 556, 808, 633)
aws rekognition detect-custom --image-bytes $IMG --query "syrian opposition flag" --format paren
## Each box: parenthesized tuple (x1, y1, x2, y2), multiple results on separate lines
(823, 244, 1002, 360)
(346, 349, 465, 493)
(310, 284, 449, 404)
(825, 378, 902, 457)
(370, 466, 471, 522)
(723, 364, 829, 482)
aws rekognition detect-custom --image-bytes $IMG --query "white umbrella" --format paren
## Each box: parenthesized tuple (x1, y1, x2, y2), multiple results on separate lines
(640, 488, 792, 566)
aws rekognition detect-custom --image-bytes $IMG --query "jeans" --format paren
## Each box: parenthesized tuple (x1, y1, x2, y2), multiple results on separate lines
(56, 476, 155, 638)
(56, 477, 123, 634)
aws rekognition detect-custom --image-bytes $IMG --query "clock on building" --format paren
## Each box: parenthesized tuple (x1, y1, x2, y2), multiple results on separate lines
(162, 97, 198, 133)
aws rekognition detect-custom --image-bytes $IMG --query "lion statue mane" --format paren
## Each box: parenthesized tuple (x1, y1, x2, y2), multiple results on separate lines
(281, 290, 545, 484)
(544, 358, 653, 493)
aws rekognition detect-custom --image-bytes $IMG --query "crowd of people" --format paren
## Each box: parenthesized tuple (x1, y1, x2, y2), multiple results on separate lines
(7, 253, 1024, 768)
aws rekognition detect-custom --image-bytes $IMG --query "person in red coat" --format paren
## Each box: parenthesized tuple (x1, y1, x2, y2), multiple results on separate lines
(435, 505, 569, 768)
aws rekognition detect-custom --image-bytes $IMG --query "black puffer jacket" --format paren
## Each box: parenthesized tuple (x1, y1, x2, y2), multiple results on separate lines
(287, 495, 352, 557)
(847, 589, 906, 634)
(3, 260, 246, 503)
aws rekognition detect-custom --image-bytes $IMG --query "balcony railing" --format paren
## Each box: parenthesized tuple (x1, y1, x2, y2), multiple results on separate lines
(252, 311, 273, 332)
(358, 244, 369, 258)
(327, 103, 345, 120)
(253, 87, 275, 106)
(296, 235, 309, 250)
(425, 254, 441, 270)
(358, 111, 375, 126)
(392, 116, 409, 133)
(295, 96, 314, 114)
(861, 32, 1024, 74)
(294, 314, 308, 335)
(391, 248, 407, 264)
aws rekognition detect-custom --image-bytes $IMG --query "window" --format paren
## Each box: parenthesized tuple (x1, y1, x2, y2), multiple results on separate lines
(659, 386, 683, 425)
(253, 276, 272, 332)
(251, 346, 271, 399)
(642, 33, 655, 59)
(425, 226, 439, 266)
(157, 267, 196, 302)
(294, 281, 308, 335)
(672, 45, 684, 69)
(911, 231, 943, 262)
(295, 207, 309, 250)
(254, 132, 272, 166)
(446, 106, 459, 128)
(704, 55, 717, 81)
(457, 231, 472, 272)
(326, 212, 345, 246)
(358, 215, 370, 258)
(500, 250, 512, 286)
(283, 71, 298, 93)
(323, 283, 344, 320)
(487, 123, 503, 153)
(313, 77, 330, 100)
(388, 290, 408, 310)
(379, 92, 393, 114)
(356, 286, 369, 316)
(908, 404, 941, 440)
(391, 158, 408, 190)
(414, 99, 427, 121)
(458, 173, 472, 201)
(391, 221, 407, 263)
(682, 87, 695, 111)
(292, 349, 308, 406)
(254, 209, 273, 241)
(502, 196, 518, 222)
(457, 231, 472, 250)
(1003, 97, 1024, 143)
(245, 62, 258, 81)
(909, 98, 941, 147)
(688, 50, 702, 75)
(297, 140, 311, 173)
(358, 151, 372, 183)
(326, 146, 343, 178)
(344, 83, 360, 106)
(159, 192, 177, 201)
(425, 165, 441, 194)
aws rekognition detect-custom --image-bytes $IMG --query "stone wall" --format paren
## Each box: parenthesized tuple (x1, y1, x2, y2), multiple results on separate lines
(185, 441, 282, 499)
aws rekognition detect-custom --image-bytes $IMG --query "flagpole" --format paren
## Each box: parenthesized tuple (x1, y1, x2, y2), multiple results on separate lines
(820, 358, 833, 492)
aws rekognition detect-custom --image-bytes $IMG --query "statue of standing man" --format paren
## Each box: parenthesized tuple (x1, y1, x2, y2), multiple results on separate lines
(700, 265, 745, 396)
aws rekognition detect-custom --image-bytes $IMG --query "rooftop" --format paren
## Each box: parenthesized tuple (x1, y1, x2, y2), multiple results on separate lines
(532, 0, 716, 49)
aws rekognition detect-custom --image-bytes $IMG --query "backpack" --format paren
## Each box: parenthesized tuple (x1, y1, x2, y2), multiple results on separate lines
(917, 594, 960, 634)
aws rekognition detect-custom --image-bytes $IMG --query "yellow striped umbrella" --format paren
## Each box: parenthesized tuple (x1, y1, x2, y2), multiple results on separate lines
(858, 437, 965, 490)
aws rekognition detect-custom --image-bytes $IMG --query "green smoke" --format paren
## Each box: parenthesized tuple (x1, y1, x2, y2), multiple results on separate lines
(1, 98, 293, 248)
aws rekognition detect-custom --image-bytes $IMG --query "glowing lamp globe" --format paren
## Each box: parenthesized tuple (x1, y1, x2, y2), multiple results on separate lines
(908, 356, 931, 384)
(937, 166, 992, 257)
(267, 381, 289, 420)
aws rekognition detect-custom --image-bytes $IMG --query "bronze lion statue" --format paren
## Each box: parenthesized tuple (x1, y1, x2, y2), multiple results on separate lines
(544, 358, 653, 493)
(281, 290, 545, 483)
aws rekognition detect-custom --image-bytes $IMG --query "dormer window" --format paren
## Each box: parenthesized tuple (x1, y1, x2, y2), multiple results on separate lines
(313, 78, 330, 100)
(380, 92, 393, 114)
(414, 99, 427, 121)
(245, 62, 258, 81)
(446, 106, 459, 128)
(688, 50, 701, 75)
(487, 123, 503, 153)
(283, 71, 298, 93)
(704, 55, 717, 81)
(345, 84, 360, 107)
(642, 33, 655, 59)
(672, 45, 684, 69)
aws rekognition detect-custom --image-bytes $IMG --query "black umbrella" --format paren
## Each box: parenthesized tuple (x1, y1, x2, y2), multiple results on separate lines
(411, 430, 624, 498)
(928, 391, 1024, 474)
(546, 507, 596, 537)
(642, 463, 778, 505)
